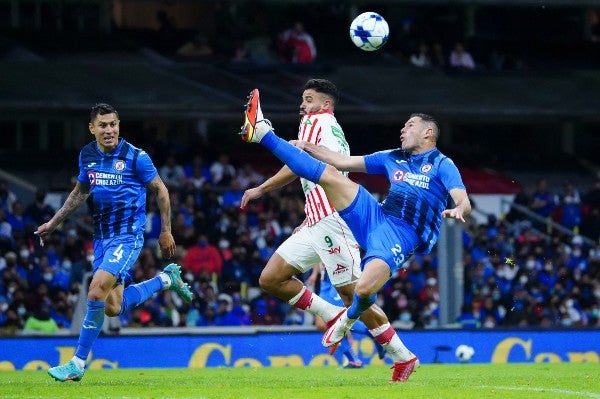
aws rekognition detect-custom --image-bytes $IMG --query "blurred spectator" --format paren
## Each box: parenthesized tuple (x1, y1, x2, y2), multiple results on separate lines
(409, 43, 432, 68)
(235, 163, 264, 191)
(176, 32, 214, 58)
(556, 181, 582, 229)
(24, 189, 55, 227)
(449, 42, 476, 70)
(0, 180, 17, 215)
(0, 209, 14, 251)
(6, 200, 28, 240)
(276, 22, 317, 64)
(159, 154, 186, 190)
(221, 180, 244, 209)
(23, 305, 59, 333)
(182, 234, 223, 279)
(209, 154, 236, 187)
(529, 178, 558, 219)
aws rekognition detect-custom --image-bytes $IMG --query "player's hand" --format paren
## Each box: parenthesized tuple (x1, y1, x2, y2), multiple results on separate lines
(158, 231, 176, 259)
(240, 187, 263, 209)
(34, 222, 53, 247)
(441, 208, 466, 223)
(289, 140, 307, 150)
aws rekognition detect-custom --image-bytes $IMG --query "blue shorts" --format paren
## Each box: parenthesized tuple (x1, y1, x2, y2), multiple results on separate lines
(92, 234, 143, 285)
(338, 186, 419, 275)
(319, 277, 344, 307)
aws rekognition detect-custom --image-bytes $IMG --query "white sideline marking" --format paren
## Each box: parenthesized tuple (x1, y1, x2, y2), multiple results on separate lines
(474, 385, 600, 399)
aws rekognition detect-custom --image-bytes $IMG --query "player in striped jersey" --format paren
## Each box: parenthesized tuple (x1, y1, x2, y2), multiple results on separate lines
(240, 90, 471, 382)
(36, 103, 193, 382)
(241, 79, 387, 367)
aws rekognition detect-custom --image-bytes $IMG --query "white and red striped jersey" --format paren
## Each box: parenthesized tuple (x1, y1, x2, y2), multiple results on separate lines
(297, 110, 350, 226)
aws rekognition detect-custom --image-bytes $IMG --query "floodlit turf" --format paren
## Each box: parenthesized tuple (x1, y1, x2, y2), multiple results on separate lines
(0, 363, 598, 399)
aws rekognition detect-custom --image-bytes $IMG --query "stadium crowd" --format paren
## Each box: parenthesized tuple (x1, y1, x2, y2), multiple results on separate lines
(0, 154, 599, 334)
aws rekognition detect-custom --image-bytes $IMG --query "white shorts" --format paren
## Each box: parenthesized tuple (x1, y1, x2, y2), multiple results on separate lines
(276, 212, 361, 287)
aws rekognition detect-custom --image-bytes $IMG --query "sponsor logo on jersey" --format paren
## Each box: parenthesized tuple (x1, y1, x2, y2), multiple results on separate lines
(392, 169, 430, 188)
(87, 162, 97, 168)
(332, 263, 348, 275)
(328, 246, 341, 254)
(114, 160, 126, 172)
(88, 171, 123, 186)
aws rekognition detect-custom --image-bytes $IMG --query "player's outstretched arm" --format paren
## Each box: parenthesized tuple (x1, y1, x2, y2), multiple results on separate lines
(147, 175, 175, 259)
(442, 188, 471, 223)
(291, 141, 366, 172)
(35, 182, 90, 246)
(240, 165, 297, 209)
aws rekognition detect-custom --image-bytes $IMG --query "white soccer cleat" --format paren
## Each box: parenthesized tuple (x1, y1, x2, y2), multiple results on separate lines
(322, 308, 350, 354)
(239, 88, 273, 143)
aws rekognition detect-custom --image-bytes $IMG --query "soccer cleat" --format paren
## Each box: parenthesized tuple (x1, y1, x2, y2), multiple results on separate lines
(389, 357, 419, 383)
(239, 88, 272, 143)
(47, 360, 84, 382)
(163, 263, 194, 303)
(322, 308, 350, 354)
(343, 360, 364, 369)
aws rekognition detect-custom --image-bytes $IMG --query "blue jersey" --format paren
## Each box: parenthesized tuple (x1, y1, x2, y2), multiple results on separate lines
(77, 139, 158, 239)
(364, 147, 465, 253)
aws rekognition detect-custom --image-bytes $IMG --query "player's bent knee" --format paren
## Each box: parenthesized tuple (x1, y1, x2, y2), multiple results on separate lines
(105, 306, 120, 317)
(354, 284, 377, 298)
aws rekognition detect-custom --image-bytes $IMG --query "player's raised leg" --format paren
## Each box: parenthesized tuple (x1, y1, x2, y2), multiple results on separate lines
(238, 89, 328, 185)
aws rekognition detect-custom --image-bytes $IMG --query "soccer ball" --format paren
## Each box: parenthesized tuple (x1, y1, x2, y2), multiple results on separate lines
(455, 344, 475, 362)
(349, 12, 390, 52)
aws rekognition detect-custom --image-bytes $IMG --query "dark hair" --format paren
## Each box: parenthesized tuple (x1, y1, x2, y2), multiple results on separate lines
(303, 79, 340, 105)
(411, 113, 440, 139)
(90, 103, 119, 122)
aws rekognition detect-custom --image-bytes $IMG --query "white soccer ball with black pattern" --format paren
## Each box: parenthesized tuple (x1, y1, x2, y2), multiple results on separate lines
(455, 344, 475, 362)
(349, 12, 390, 52)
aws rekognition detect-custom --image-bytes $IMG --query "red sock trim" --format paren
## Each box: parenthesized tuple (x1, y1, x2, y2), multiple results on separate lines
(374, 325, 396, 345)
(294, 288, 313, 310)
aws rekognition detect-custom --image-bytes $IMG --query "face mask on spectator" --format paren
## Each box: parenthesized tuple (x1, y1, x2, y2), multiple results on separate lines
(86, 254, 94, 263)
(0, 303, 8, 312)
(572, 249, 581, 257)
(43, 273, 53, 282)
(400, 312, 411, 322)
(17, 306, 26, 316)
(62, 260, 72, 270)
(561, 318, 572, 327)
(19, 249, 30, 258)
(526, 260, 536, 269)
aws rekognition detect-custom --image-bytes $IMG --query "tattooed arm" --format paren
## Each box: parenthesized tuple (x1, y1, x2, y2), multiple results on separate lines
(147, 175, 176, 259)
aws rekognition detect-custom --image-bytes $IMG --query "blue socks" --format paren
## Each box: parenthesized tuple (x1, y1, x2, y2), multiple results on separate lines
(339, 338, 360, 364)
(75, 300, 105, 361)
(261, 131, 327, 184)
(74, 276, 164, 362)
(347, 292, 377, 320)
(121, 276, 163, 313)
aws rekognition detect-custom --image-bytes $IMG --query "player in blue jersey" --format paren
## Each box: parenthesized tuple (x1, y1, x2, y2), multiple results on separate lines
(239, 89, 471, 382)
(35, 103, 193, 382)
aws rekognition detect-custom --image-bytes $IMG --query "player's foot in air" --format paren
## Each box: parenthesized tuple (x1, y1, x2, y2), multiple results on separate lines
(47, 360, 84, 382)
(343, 360, 364, 369)
(389, 356, 419, 383)
(322, 308, 350, 354)
(163, 263, 194, 303)
(239, 88, 272, 143)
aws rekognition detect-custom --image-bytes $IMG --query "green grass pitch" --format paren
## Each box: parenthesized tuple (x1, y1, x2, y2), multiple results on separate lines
(0, 363, 598, 399)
